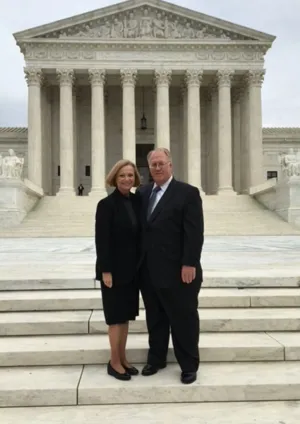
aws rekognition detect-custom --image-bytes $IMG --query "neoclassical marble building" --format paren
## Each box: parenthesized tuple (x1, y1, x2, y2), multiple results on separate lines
(1, 0, 300, 196)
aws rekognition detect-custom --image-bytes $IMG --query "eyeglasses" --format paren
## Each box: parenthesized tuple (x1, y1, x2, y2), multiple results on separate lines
(149, 161, 170, 169)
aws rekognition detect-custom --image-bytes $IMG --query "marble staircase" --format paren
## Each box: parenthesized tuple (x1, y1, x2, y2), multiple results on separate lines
(0, 275, 300, 409)
(0, 194, 299, 237)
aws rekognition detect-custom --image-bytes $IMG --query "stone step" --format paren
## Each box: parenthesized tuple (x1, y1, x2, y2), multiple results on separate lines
(0, 310, 92, 336)
(1, 401, 300, 424)
(0, 288, 300, 311)
(1, 274, 299, 290)
(90, 308, 300, 333)
(1, 361, 300, 407)
(2, 227, 298, 236)
(0, 332, 290, 367)
(1, 308, 300, 336)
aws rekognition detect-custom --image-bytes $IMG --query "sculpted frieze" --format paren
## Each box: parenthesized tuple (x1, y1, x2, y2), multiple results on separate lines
(39, 7, 253, 41)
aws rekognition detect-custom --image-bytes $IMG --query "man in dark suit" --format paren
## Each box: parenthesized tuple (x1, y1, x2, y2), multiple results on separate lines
(137, 147, 204, 384)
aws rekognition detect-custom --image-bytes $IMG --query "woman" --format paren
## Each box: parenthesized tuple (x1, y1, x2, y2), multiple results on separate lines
(95, 159, 141, 381)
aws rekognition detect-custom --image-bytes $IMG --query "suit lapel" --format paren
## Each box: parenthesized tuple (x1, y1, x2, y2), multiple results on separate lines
(148, 178, 176, 223)
(140, 184, 152, 227)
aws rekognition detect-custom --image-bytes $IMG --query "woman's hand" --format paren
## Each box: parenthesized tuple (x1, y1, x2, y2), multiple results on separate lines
(102, 272, 113, 288)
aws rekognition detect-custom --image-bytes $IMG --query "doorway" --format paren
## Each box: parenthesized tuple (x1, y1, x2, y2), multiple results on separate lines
(136, 143, 154, 185)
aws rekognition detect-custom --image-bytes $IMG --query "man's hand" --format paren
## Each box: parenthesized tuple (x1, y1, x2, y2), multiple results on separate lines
(181, 266, 196, 284)
(102, 272, 113, 288)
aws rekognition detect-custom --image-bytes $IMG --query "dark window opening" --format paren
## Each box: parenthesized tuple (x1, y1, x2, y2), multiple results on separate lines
(267, 171, 278, 180)
(85, 166, 91, 177)
(58, 166, 60, 177)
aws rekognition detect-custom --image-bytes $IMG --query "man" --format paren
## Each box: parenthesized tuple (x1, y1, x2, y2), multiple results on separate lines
(137, 147, 204, 384)
(78, 184, 84, 196)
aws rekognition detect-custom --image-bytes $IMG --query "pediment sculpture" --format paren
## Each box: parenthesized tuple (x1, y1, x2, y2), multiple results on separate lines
(57, 7, 234, 40)
(0, 149, 24, 179)
(278, 148, 300, 177)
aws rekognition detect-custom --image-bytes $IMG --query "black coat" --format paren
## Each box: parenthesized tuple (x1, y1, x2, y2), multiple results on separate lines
(95, 189, 141, 286)
(137, 178, 204, 288)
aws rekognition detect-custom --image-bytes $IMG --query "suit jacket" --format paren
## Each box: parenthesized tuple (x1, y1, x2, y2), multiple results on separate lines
(137, 178, 204, 288)
(95, 188, 141, 286)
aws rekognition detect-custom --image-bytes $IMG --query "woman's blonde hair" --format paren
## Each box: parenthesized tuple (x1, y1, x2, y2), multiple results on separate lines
(106, 159, 141, 187)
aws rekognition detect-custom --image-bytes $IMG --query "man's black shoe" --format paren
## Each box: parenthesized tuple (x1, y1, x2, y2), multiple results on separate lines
(142, 364, 166, 376)
(181, 371, 197, 384)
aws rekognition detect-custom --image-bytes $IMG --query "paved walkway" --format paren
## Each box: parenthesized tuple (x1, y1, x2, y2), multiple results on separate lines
(1, 236, 300, 278)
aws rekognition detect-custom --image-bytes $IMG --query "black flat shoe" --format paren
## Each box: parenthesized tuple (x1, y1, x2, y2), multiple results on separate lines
(181, 371, 197, 385)
(107, 362, 131, 381)
(142, 363, 166, 376)
(123, 365, 139, 376)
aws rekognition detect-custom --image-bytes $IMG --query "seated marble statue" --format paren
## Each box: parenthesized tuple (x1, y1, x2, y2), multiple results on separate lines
(0, 149, 24, 179)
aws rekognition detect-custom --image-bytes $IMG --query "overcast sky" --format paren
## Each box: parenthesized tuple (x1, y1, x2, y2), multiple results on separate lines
(0, 0, 299, 127)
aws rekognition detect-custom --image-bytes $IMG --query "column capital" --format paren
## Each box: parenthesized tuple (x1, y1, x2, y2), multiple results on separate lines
(217, 69, 234, 87)
(88, 69, 106, 86)
(154, 69, 172, 87)
(185, 69, 203, 87)
(246, 69, 265, 87)
(56, 69, 75, 87)
(120, 69, 137, 86)
(24, 67, 43, 86)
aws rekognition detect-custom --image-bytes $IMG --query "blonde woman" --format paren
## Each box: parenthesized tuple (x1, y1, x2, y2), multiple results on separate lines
(95, 159, 141, 381)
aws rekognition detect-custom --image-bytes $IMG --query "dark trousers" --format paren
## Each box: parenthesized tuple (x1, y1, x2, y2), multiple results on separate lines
(140, 260, 200, 373)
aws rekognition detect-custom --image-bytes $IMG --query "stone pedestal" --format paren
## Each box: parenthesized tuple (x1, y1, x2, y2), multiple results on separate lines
(250, 175, 300, 229)
(0, 179, 43, 228)
(276, 176, 300, 228)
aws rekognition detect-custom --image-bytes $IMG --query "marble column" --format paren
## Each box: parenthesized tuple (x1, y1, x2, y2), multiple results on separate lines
(180, 83, 188, 182)
(185, 69, 203, 191)
(24, 67, 43, 189)
(232, 88, 241, 193)
(57, 68, 75, 195)
(152, 85, 157, 147)
(72, 87, 78, 190)
(154, 69, 172, 150)
(209, 84, 219, 194)
(205, 89, 212, 194)
(247, 69, 265, 188)
(120, 69, 137, 163)
(89, 69, 107, 197)
(240, 81, 250, 193)
(41, 81, 52, 195)
(217, 69, 235, 194)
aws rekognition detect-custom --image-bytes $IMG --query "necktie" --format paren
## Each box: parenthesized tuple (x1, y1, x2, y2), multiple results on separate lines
(147, 186, 161, 220)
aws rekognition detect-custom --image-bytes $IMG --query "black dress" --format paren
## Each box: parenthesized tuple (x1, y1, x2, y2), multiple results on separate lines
(95, 189, 140, 325)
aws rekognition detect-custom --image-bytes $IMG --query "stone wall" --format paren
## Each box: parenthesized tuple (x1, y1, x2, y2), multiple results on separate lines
(262, 128, 300, 180)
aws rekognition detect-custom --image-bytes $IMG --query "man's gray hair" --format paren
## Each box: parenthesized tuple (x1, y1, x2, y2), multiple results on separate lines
(147, 147, 172, 163)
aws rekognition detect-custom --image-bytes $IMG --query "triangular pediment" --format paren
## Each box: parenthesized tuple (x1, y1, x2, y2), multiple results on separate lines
(14, 0, 275, 43)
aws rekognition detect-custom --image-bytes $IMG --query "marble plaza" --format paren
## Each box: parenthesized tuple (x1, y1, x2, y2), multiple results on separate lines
(1, 236, 300, 277)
